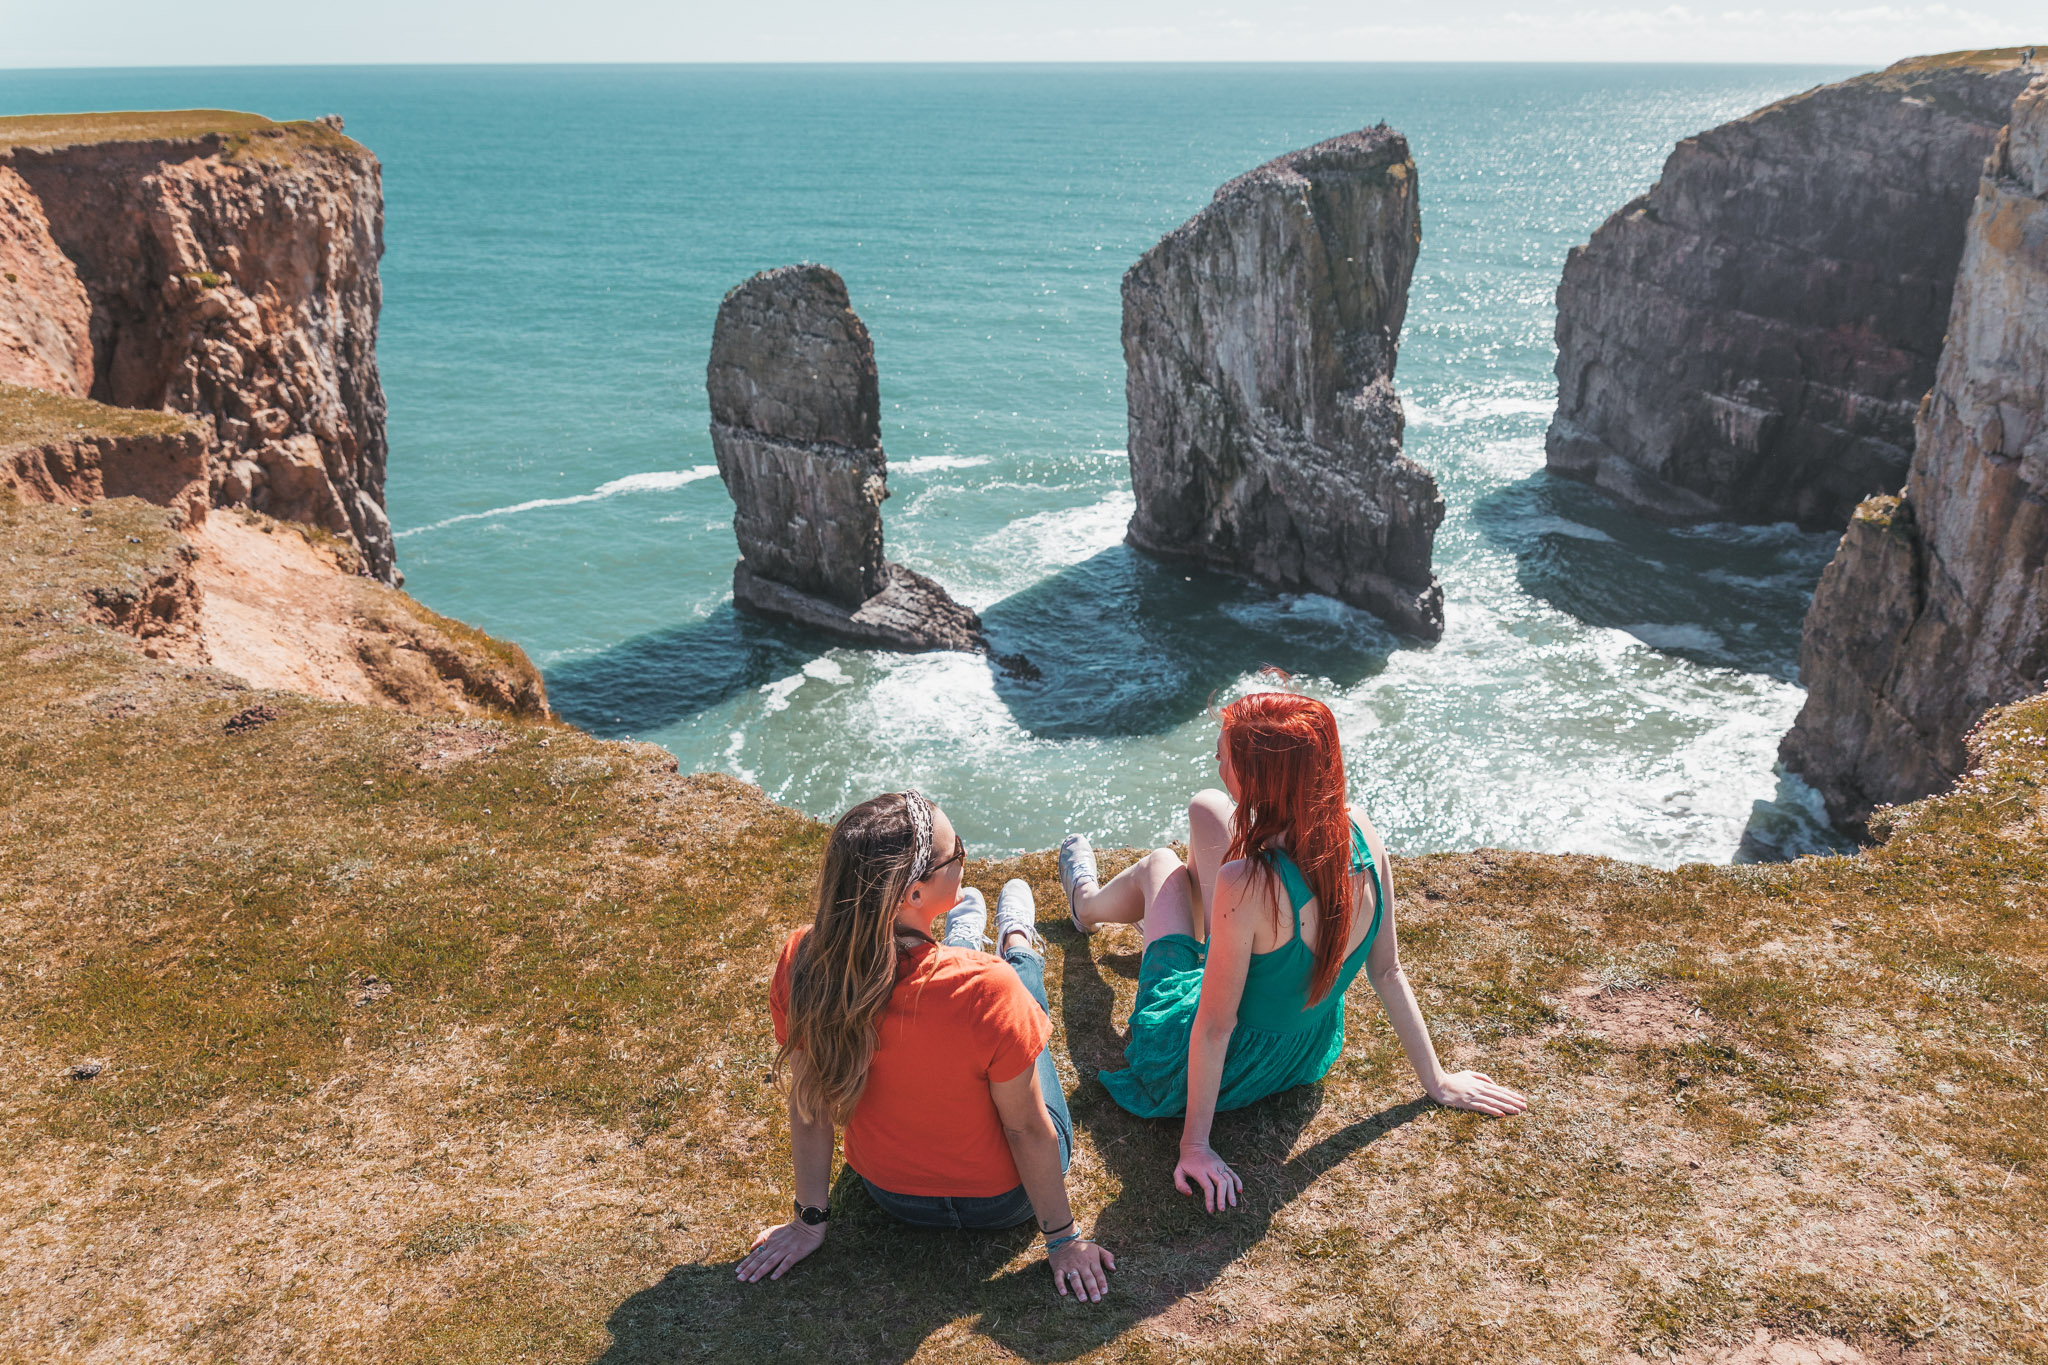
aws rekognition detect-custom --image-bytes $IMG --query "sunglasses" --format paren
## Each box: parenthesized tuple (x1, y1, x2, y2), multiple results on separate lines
(924, 833, 966, 879)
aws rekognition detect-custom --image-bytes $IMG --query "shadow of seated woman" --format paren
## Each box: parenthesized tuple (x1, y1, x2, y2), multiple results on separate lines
(592, 1163, 1046, 1364)
(954, 933, 1434, 1362)
(591, 942, 1428, 1365)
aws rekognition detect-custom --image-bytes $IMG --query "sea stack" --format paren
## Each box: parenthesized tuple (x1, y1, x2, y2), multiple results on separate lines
(0, 112, 395, 579)
(1547, 52, 2039, 528)
(707, 264, 982, 652)
(1782, 76, 2048, 829)
(1122, 127, 1443, 639)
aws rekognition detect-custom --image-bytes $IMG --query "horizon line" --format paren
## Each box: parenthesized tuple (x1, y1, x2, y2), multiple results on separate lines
(0, 57, 1886, 72)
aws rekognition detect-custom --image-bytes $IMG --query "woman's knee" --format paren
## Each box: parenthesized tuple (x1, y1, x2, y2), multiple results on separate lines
(1141, 846, 1184, 879)
(1188, 788, 1232, 829)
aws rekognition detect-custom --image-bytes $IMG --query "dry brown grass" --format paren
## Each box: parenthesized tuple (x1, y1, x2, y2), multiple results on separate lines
(1, 492, 2043, 1362)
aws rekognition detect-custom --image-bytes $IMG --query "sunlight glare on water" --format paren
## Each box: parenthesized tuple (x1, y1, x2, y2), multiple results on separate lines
(0, 64, 1862, 864)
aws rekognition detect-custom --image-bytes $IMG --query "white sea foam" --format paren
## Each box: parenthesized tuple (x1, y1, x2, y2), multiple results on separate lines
(803, 657, 851, 685)
(396, 465, 720, 537)
(891, 454, 990, 475)
(1406, 393, 1554, 428)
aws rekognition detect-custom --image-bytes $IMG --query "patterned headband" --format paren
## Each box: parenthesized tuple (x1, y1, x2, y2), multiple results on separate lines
(900, 789, 935, 884)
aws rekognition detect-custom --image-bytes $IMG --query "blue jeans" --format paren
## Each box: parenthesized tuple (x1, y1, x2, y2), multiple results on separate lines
(861, 943, 1074, 1230)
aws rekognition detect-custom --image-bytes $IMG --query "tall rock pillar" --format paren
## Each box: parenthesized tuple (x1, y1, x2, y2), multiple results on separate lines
(1121, 127, 1443, 640)
(708, 263, 982, 653)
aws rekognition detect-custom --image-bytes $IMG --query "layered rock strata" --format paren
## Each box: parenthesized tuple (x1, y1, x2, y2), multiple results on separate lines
(1782, 76, 2048, 828)
(1, 383, 210, 525)
(708, 264, 982, 653)
(0, 112, 394, 580)
(1548, 51, 2041, 528)
(1122, 127, 1442, 639)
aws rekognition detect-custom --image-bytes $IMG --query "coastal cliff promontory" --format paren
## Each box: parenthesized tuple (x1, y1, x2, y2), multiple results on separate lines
(0, 111, 394, 580)
(1783, 76, 2048, 828)
(708, 263, 982, 652)
(1122, 127, 1443, 639)
(1548, 51, 2039, 527)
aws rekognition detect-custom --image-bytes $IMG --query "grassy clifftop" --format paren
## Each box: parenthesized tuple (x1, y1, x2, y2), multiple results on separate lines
(1, 492, 2043, 1363)
(0, 381, 200, 447)
(0, 108, 363, 161)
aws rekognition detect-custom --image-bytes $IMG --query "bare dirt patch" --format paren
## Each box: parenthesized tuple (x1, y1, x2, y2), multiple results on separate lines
(1563, 980, 1710, 1047)
(410, 721, 505, 772)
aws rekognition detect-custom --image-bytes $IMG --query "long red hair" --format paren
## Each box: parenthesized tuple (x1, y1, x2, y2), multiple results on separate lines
(1222, 692, 1353, 1006)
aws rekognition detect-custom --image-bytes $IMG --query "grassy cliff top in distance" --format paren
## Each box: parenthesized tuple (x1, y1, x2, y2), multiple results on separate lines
(0, 109, 360, 159)
(0, 382, 199, 448)
(1885, 46, 2048, 76)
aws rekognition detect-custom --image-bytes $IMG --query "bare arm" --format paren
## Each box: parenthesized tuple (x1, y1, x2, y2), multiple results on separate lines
(1356, 813, 1528, 1118)
(737, 1054, 838, 1282)
(990, 1063, 1116, 1300)
(1176, 859, 1258, 1212)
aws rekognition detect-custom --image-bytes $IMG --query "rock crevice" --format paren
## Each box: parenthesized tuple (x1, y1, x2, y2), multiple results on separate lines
(1122, 126, 1443, 639)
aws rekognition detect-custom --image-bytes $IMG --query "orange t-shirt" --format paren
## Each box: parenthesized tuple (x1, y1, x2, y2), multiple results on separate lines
(770, 928, 1050, 1197)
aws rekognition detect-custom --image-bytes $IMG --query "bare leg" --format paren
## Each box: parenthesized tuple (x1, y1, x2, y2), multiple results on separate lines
(1073, 847, 1197, 944)
(1137, 853, 1198, 950)
(1070, 851, 1148, 930)
(1184, 788, 1234, 943)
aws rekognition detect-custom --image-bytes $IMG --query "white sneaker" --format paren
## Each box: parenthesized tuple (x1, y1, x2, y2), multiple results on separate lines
(995, 879, 1044, 955)
(943, 886, 988, 950)
(1057, 834, 1100, 936)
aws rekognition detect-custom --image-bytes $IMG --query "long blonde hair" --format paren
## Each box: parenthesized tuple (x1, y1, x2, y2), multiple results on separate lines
(775, 792, 929, 1124)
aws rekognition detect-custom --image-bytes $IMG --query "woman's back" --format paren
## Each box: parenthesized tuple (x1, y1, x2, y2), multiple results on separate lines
(771, 928, 1046, 1196)
(1233, 815, 1384, 1034)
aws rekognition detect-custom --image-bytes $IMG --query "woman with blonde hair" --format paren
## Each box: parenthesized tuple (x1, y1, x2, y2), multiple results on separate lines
(739, 790, 1115, 1300)
(1061, 692, 1527, 1211)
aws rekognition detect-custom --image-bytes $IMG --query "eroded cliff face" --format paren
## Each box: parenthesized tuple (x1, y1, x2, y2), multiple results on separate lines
(708, 263, 982, 653)
(1783, 76, 2048, 828)
(1122, 127, 1442, 639)
(0, 113, 393, 580)
(1548, 51, 2039, 528)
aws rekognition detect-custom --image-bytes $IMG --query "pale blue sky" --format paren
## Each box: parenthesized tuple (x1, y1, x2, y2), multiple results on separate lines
(0, 0, 2041, 66)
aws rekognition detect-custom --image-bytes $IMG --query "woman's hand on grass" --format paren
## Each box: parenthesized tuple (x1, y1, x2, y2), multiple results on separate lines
(736, 1219, 824, 1282)
(1173, 1141, 1243, 1212)
(1429, 1070, 1529, 1117)
(1048, 1237, 1116, 1302)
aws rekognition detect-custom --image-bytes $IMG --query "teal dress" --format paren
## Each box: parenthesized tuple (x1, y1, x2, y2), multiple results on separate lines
(1099, 821, 1384, 1119)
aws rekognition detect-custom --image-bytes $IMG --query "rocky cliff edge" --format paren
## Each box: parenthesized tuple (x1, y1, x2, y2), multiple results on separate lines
(1783, 75, 2048, 829)
(0, 111, 394, 580)
(1548, 50, 2040, 528)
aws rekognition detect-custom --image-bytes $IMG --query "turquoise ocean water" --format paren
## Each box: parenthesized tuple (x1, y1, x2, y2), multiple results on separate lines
(1, 64, 1863, 864)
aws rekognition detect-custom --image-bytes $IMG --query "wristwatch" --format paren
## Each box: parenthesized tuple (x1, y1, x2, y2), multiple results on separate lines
(794, 1199, 829, 1226)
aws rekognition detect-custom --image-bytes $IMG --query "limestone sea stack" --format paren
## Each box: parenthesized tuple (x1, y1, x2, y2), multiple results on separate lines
(708, 264, 982, 652)
(1782, 76, 2048, 830)
(1548, 52, 2040, 528)
(1122, 127, 1443, 639)
(0, 112, 395, 580)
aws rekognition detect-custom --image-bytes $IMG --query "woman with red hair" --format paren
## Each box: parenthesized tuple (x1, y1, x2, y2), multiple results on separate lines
(1060, 692, 1527, 1211)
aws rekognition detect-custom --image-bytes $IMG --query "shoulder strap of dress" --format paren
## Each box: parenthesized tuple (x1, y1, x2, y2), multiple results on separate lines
(1264, 847, 1313, 936)
(1349, 817, 1384, 960)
